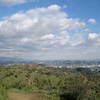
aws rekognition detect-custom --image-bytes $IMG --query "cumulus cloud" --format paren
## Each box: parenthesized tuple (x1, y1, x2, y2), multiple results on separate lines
(88, 33, 100, 46)
(88, 33, 99, 39)
(41, 34, 55, 40)
(0, 4, 99, 59)
(88, 18, 96, 24)
(0, 0, 33, 6)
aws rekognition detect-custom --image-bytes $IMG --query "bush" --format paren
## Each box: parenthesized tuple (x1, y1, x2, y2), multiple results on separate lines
(0, 85, 7, 100)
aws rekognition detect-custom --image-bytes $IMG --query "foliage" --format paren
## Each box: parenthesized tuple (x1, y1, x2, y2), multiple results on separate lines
(0, 64, 100, 100)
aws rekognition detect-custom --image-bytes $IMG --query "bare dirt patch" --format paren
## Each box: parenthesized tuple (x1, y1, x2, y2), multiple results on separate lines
(8, 92, 48, 100)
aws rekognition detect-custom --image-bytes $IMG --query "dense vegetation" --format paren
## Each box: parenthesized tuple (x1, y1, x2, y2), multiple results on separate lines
(0, 64, 100, 100)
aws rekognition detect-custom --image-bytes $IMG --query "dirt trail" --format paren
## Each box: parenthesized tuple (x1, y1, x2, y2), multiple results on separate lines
(8, 92, 47, 100)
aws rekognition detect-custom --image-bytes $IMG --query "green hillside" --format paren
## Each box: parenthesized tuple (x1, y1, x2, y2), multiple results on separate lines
(0, 64, 100, 100)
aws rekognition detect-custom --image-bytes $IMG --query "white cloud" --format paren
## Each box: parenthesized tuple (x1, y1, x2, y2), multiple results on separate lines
(41, 34, 55, 40)
(88, 33, 98, 39)
(21, 37, 32, 43)
(88, 18, 96, 24)
(48, 4, 61, 10)
(0, 4, 86, 38)
(88, 33, 100, 46)
(0, 4, 99, 59)
(0, 0, 33, 6)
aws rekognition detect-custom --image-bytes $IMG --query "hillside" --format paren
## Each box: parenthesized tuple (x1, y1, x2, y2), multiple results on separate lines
(0, 64, 100, 100)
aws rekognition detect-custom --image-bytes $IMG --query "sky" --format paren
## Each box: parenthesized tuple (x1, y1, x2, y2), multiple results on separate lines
(0, 0, 100, 60)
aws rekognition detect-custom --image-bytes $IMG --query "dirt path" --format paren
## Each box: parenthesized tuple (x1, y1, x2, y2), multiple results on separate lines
(8, 92, 48, 100)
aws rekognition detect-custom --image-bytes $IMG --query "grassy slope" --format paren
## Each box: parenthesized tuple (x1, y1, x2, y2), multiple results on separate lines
(0, 64, 100, 100)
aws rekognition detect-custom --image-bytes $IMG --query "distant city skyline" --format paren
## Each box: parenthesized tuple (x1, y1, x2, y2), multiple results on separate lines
(0, 0, 100, 60)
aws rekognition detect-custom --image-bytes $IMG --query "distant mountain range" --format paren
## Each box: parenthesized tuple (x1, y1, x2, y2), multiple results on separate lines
(0, 57, 100, 67)
(0, 57, 32, 65)
(42, 60, 100, 67)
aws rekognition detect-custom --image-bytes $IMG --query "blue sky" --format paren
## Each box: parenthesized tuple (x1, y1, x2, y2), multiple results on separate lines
(0, 0, 100, 60)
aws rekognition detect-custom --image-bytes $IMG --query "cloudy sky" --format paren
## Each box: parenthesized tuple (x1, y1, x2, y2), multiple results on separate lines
(0, 0, 100, 60)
